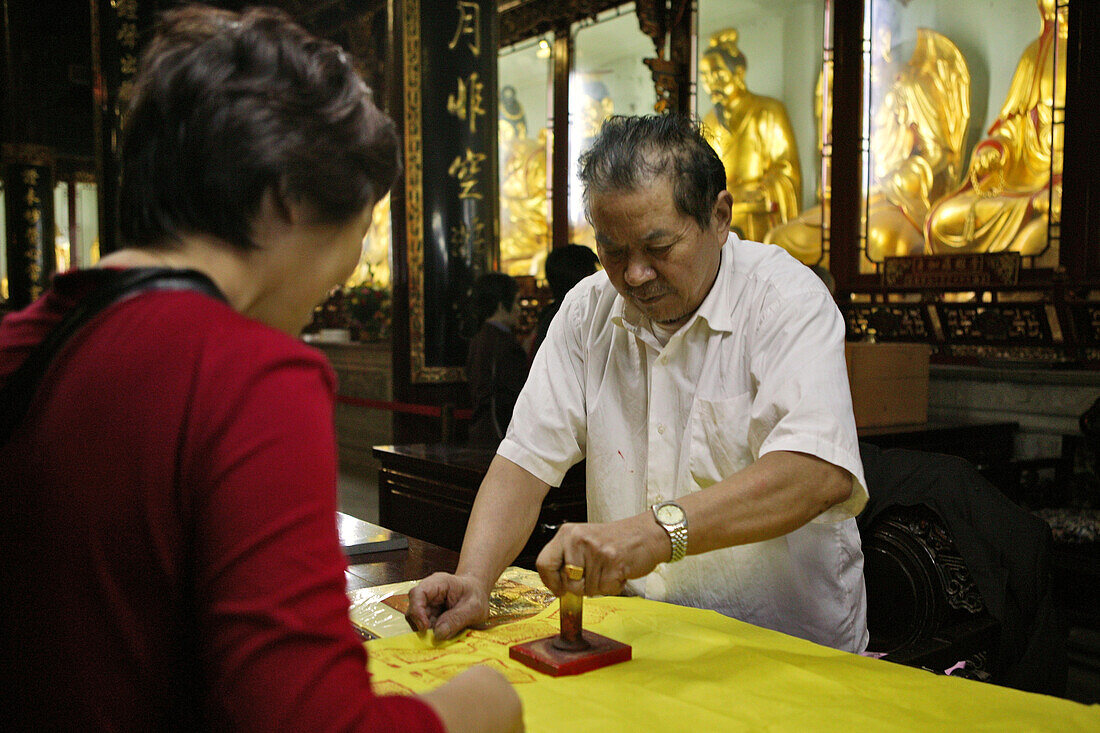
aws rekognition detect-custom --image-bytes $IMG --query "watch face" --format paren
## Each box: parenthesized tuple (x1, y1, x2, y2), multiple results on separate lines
(656, 503, 684, 525)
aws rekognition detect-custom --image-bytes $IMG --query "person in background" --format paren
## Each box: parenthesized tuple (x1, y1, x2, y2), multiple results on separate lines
(0, 6, 520, 732)
(530, 244, 600, 359)
(467, 272, 529, 446)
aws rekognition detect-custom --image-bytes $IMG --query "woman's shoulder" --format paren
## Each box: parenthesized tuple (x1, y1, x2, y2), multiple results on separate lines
(116, 289, 334, 386)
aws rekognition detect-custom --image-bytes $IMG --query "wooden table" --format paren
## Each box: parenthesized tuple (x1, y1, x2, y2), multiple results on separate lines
(341, 514, 458, 593)
(367, 595, 1100, 731)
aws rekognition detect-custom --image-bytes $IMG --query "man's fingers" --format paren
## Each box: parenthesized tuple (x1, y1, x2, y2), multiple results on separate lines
(585, 563, 602, 597)
(433, 612, 459, 640)
(535, 539, 564, 596)
(536, 524, 590, 598)
(404, 605, 440, 632)
(433, 601, 476, 640)
(406, 573, 452, 631)
(405, 594, 429, 631)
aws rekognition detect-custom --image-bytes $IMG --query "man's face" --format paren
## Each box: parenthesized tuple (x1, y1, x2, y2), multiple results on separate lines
(590, 175, 731, 330)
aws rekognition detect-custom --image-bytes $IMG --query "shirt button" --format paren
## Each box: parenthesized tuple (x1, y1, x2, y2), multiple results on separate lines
(657, 424, 665, 435)
(659, 356, 668, 365)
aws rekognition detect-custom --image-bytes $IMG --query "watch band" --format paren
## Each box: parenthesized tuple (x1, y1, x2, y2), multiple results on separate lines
(652, 501, 688, 563)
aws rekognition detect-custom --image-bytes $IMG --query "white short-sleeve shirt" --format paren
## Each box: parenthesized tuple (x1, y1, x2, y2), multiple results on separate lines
(498, 234, 869, 652)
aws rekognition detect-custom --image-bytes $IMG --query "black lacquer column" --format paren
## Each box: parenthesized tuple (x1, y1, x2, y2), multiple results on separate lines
(91, 0, 159, 257)
(2, 144, 55, 308)
(395, 0, 499, 384)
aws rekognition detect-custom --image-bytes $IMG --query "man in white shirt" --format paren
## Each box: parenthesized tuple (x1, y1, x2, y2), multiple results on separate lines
(408, 114, 869, 652)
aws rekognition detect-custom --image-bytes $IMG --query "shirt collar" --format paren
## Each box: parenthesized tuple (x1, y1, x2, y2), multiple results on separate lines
(694, 233, 738, 333)
(611, 232, 738, 337)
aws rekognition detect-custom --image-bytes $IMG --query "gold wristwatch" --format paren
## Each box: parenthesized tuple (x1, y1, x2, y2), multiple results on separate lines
(651, 500, 688, 563)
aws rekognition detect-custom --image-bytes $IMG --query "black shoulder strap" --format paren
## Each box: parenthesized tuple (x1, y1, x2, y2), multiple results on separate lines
(0, 268, 226, 446)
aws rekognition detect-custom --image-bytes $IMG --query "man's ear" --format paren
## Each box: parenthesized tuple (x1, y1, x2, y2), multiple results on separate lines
(712, 190, 734, 236)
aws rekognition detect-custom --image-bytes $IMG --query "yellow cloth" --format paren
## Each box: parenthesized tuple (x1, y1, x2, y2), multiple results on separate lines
(367, 596, 1098, 731)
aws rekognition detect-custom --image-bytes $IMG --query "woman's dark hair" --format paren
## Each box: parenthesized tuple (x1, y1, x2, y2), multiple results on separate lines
(577, 114, 726, 231)
(118, 5, 400, 253)
(471, 272, 519, 327)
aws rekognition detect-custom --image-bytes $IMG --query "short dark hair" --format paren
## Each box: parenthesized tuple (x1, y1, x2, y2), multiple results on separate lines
(471, 272, 518, 326)
(577, 114, 726, 231)
(544, 244, 599, 300)
(119, 5, 400, 253)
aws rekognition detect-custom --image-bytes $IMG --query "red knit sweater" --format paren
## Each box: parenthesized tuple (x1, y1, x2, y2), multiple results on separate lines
(0, 269, 443, 731)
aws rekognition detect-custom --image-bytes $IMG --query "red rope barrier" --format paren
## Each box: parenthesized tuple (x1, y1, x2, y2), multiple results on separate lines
(335, 394, 472, 420)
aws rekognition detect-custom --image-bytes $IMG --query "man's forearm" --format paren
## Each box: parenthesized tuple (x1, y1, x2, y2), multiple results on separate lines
(456, 454, 551, 594)
(678, 450, 853, 557)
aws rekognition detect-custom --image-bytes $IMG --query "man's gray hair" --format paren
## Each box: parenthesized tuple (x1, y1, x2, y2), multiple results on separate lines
(577, 114, 727, 230)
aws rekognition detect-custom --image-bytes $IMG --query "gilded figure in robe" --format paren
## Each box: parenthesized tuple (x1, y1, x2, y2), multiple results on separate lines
(766, 26, 969, 269)
(569, 79, 614, 252)
(498, 86, 550, 277)
(699, 28, 801, 242)
(865, 27, 970, 263)
(764, 67, 830, 267)
(348, 192, 391, 288)
(925, 0, 1065, 259)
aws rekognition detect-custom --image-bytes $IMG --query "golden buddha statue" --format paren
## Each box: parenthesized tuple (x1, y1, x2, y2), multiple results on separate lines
(926, 0, 1066, 259)
(348, 192, 391, 288)
(865, 27, 970, 263)
(498, 85, 550, 277)
(766, 26, 969, 269)
(579, 79, 614, 140)
(700, 28, 801, 242)
(570, 79, 614, 252)
(764, 67, 830, 266)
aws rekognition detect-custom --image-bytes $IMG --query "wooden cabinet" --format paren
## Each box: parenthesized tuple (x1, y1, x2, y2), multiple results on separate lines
(374, 444, 586, 569)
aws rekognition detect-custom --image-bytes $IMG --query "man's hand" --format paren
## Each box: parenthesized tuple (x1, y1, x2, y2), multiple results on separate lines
(406, 572, 490, 640)
(535, 513, 669, 598)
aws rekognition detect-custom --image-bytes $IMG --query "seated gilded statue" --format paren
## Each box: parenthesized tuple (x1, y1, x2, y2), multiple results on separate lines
(926, 0, 1065, 259)
(699, 28, 801, 242)
(866, 27, 970, 263)
(498, 85, 550, 277)
(766, 26, 970, 269)
(348, 192, 391, 288)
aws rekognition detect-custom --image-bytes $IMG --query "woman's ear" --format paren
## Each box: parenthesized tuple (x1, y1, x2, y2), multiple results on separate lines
(264, 179, 298, 225)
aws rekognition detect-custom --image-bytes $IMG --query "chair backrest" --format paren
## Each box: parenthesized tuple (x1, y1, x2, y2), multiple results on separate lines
(862, 503, 988, 652)
(857, 441, 1066, 696)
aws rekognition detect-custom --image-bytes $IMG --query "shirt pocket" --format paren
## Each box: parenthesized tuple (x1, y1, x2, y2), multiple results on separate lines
(688, 391, 753, 489)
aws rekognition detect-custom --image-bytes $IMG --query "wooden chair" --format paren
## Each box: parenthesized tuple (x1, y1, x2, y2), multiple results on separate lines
(862, 503, 999, 678)
(858, 442, 1066, 695)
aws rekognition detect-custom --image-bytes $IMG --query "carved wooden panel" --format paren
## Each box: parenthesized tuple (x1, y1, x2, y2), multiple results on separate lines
(499, 0, 622, 47)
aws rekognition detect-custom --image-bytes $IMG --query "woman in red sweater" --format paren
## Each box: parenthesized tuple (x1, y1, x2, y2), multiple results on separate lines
(0, 5, 520, 732)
